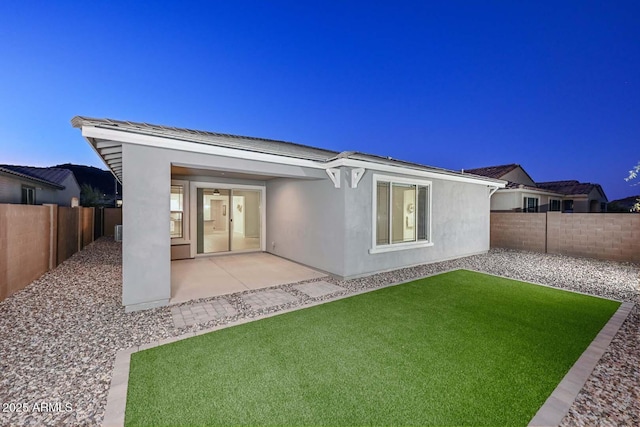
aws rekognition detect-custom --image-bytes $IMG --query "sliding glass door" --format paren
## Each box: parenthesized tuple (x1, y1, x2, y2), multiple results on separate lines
(196, 187, 262, 254)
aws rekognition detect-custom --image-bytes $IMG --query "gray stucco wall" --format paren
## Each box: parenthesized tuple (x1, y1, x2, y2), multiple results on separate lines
(0, 175, 22, 204)
(266, 171, 346, 276)
(266, 167, 492, 279)
(122, 144, 172, 311)
(343, 171, 491, 278)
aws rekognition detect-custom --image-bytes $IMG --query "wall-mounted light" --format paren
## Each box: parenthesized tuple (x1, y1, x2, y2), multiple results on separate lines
(213, 189, 220, 195)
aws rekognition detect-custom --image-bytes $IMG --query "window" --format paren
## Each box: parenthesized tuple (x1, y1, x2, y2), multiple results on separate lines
(563, 200, 574, 213)
(523, 197, 539, 213)
(372, 175, 431, 253)
(549, 199, 561, 212)
(170, 185, 184, 238)
(21, 186, 35, 205)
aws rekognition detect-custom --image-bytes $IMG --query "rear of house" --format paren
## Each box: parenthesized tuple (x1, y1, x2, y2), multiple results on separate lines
(72, 117, 505, 311)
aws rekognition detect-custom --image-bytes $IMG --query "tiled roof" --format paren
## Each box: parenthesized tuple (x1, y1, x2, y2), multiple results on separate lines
(537, 181, 606, 198)
(71, 116, 339, 162)
(71, 116, 507, 186)
(465, 164, 519, 179)
(0, 165, 71, 189)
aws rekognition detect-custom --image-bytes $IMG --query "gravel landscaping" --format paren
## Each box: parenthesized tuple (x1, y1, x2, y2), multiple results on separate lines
(0, 238, 638, 426)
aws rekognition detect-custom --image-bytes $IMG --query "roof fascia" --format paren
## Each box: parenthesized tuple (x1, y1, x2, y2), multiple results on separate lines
(81, 125, 325, 170)
(81, 123, 507, 188)
(498, 188, 564, 196)
(325, 158, 506, 187)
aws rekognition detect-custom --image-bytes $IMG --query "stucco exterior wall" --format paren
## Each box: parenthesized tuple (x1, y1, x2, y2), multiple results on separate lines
(266, 172, 346, 276)
(0, 175, 21, 204)
(501, 167, 535, 186)
(343, 172, 491, 278)
(121, 144, 172, 311)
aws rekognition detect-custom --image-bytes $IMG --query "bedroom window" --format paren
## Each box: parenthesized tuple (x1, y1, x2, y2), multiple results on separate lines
(549, 199, 561, 212)
(372, 174, 432, 254)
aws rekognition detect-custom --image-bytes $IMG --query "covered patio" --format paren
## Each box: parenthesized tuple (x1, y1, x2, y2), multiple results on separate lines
(170, 252, 327, 303)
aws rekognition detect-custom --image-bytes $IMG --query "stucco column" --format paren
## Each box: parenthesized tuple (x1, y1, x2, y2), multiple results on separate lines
(121, 144, 171, 311)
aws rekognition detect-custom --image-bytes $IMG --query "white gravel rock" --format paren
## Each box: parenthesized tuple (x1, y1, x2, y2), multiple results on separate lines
(0, 240, 637, 426)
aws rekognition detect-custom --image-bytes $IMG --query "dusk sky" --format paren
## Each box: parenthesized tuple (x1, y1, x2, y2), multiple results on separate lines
(1, 1, 638, 200)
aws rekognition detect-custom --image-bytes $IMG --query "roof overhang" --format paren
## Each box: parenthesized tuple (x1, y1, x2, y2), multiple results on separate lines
(497, 188, 564, 197)
(71, 116, 506, 189)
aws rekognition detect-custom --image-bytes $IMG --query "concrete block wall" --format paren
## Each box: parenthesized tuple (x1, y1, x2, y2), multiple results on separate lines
(0, 204, 96, 302)
(547, 213, 640, 263)
(0, 205, 51, 300)
(490, 213, 546, 253)
(491, 212, 640, 263)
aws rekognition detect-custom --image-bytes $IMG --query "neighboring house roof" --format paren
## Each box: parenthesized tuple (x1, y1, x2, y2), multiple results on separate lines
(464, 164, 520, 180)
(537, 180, 608, 199)
(467, 164, 607, 200)
(502, 181, 564, 195)
(0, 164, 70, 189)
(72, 116, 507, 187)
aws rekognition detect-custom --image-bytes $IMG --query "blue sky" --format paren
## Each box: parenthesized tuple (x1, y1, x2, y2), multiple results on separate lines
(1, 1, 638, 200)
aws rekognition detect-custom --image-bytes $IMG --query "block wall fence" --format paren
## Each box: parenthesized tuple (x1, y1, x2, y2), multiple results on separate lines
(490, 212, 640, 263)
(0, 205, 122, 302)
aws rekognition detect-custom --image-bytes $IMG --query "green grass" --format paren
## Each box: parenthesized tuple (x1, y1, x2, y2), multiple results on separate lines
(125, 270, 620, 426)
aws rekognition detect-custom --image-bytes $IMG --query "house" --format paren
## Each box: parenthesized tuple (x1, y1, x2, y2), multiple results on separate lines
(0, 165, 81, 207)
(72, 116, 506, 311)
(465, 164, 608, 213)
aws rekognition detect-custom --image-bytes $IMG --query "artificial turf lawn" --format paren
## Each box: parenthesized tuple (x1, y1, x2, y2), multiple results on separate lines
(124, 270, 620, 426)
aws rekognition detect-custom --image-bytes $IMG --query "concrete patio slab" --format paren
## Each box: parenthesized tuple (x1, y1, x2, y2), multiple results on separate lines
(170, 252, 327, 303)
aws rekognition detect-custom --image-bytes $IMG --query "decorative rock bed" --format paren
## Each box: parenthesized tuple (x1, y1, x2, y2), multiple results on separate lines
(0, 239, 637, 426)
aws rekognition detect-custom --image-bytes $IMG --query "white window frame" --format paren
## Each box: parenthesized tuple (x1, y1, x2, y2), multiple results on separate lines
(22, 185, 36, 205)
(370, 174, 433, 254)
(549, 198, 561, 212)
(171, 179, 189, 244)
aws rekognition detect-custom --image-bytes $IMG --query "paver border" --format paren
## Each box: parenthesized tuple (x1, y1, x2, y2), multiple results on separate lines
(102, 268, 634, 427)
(528, 301, 634, 427)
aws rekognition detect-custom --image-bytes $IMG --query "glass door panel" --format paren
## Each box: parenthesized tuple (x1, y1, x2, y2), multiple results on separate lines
(230, 190, 261, 251)
(197, 188, 230, 254)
